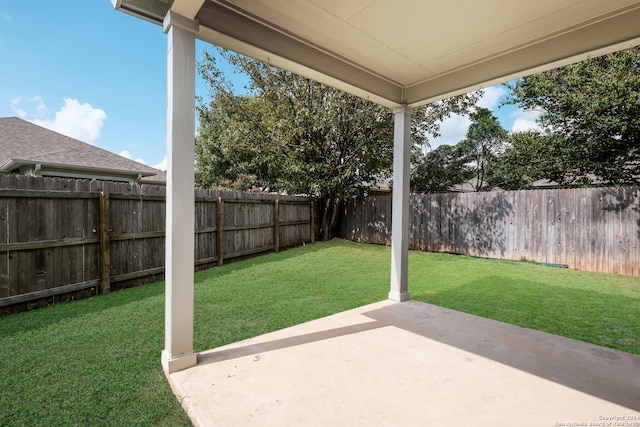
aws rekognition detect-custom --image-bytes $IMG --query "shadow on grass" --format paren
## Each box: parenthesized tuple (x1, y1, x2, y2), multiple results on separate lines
(0, 281, 165, 337)
(194, 240, 337, 282)
(1, 241, 337, 337)
(410, 275, 640, 355)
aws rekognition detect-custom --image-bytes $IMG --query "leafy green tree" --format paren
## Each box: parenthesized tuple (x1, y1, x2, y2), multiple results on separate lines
(458, 107, 507, 191)
(486, 130, 553, 190)
(507, 47, 640, 186)
(410, 145, 470, 193)
(196, 48, 480, 239)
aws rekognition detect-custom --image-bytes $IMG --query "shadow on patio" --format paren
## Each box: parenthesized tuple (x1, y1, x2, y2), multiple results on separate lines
(168, 300, 640, 426)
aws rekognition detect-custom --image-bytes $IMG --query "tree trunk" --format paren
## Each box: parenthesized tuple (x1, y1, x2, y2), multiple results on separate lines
(321, 196, 332, 241)
(328, 196, 342, 238)
(319, 195, 343, 241)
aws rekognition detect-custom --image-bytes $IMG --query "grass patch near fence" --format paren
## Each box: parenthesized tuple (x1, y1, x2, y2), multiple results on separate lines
(407, 250, 640, 354)
(1, 238, 639, 426)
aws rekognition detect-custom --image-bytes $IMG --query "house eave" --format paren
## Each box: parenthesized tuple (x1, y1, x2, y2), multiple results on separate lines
(0, 158, 156, 183)
(110, 0, 171, 26)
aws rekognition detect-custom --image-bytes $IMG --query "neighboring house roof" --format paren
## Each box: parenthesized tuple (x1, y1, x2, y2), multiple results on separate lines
(450, 177, 490, 193)
(0, 117, 165, 185)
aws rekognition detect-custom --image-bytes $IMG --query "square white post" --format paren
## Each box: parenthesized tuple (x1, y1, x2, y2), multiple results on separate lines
(389, 105, 412, 302)
(161, 11, 199, 374)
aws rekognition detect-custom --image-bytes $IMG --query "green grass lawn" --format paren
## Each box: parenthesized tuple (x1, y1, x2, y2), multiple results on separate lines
(1, 238, 639, 426)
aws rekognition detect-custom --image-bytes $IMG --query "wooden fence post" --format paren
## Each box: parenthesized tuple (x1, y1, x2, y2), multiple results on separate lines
(217, 197, 224, 266)
(99, 192, 111, 294)
(274, 199, 280, 252)
(310, 200, 315, 243)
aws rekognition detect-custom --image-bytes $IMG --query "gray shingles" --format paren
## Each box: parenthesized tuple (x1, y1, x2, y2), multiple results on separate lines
(0, 117, 165, 184)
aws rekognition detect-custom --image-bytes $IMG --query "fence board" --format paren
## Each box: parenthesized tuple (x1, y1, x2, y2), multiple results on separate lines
(340, 186, 640, 276)
(0, 175, 316, 309)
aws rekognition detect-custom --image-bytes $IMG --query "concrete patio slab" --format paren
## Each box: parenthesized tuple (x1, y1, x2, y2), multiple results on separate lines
(166, 300, 640, 427)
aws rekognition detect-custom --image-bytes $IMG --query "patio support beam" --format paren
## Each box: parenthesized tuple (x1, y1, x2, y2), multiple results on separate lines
(389, 105, 412, 302)
(161, 10, 199, 374)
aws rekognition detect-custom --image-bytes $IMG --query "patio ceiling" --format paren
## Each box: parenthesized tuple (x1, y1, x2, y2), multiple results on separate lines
(114, 0, 640, 107)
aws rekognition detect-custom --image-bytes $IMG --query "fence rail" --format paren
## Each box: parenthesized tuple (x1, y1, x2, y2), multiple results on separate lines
(339, 186, 640, 277)
(0, 174, 316, 309)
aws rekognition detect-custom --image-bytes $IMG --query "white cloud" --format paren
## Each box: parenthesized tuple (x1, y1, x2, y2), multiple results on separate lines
(119, 150, 147, 165)
(510, 108, 543, 133)
(477, 86, 506, 110)
(9, 97, 26, 117)
(0, 13, 13, 45)
(429, 113, 471, 149)
(153, 156, 167, 171)
(31, 98, 107, 144)
(10, 96, 48, 118)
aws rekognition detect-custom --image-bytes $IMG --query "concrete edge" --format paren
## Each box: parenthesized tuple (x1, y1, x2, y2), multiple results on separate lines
(164, 367, 206, 427)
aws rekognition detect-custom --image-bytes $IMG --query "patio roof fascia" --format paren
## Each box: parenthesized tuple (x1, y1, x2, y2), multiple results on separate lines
(116, 0, 640, 108)
(193, 1, 640, 108)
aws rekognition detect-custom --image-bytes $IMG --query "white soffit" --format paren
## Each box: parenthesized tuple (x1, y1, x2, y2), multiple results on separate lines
(114, 0, 640, 107)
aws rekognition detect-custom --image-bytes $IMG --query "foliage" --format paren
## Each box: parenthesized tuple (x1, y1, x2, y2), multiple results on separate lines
(457, 107, 507, 191)
(410, 144, 470, 193)
(506, 47, 640, 186)
(196, 48, 480, 239)
(197, 50, 391, 240)
(411, 107, 509, 193)
(486, 130, 554, 190)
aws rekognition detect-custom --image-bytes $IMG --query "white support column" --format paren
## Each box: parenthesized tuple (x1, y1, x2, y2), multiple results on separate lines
(389, 105, 412, 302)
(161, 11, 199, 374)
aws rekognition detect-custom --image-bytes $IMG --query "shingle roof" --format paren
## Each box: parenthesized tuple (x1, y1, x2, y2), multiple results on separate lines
(0, 117, 165, 184)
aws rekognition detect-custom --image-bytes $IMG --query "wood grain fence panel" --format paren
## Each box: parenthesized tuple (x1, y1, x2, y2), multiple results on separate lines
(447, 193, 459, 254)
(621, 187, 637, 276)
(0, 196, 8, 297)
(340, 186, 640, 276)
(593, 189, 606, 274)
(280, 201, 309, 247)
(632, 187, 640, 277)
(574, 188, 585, 271)
(530, 190, 542, 261)
(378, 197, 390, 246)
(369, 197, 378, 245)
(195, 199, 217, 265)
(617, 188, 628, 275)
(408, 195, 417, 250)
(503, 191, 514, 260)
(0, 175, 315, 308)
(6, 197, 17, 305)
(579, 187, 591, 270)
(606, 188, 619, 274)
(545, 190, 557, 264)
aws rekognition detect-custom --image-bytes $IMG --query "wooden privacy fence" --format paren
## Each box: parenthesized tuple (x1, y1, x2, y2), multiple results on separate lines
(0, 174, 316, 309)
(339, 186, 640, 276)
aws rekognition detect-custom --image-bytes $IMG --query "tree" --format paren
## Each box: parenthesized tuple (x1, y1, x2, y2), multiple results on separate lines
(196, 48, 480, 239)
(506, 47, 640, 186)
(486, 130, 553, 190)
(410, 145, 470, 193)
(458, 107, 507, 191)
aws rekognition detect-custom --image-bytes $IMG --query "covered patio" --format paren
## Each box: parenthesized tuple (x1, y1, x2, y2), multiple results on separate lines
(169, 300, 640, 425)
(110, 0, 640, 424)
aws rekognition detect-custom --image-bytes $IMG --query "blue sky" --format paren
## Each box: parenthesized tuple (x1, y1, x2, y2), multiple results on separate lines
(0, 1, 539, 171)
